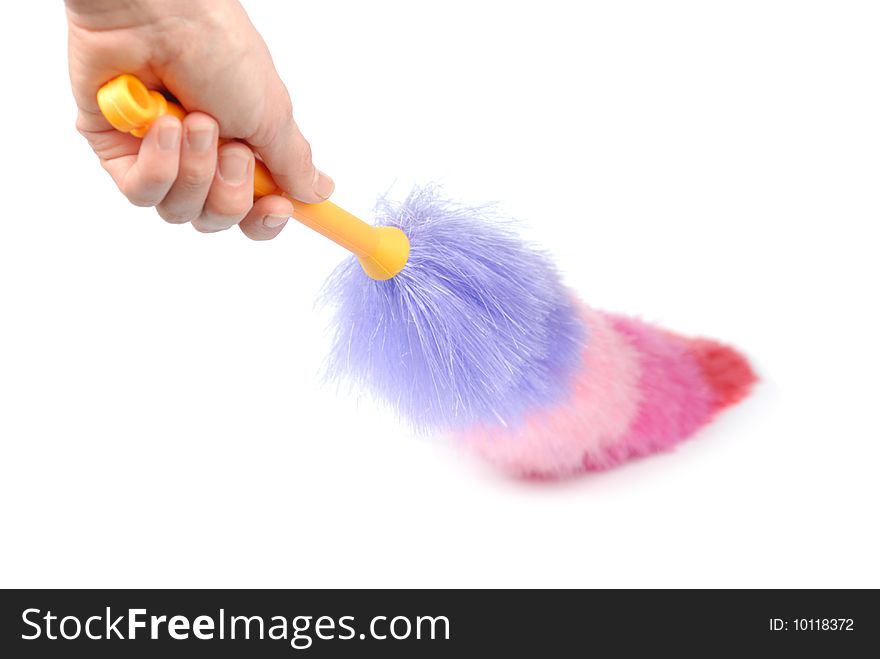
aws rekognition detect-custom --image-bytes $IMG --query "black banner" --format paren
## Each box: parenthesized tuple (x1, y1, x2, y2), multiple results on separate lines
(1, 589, 876, 656)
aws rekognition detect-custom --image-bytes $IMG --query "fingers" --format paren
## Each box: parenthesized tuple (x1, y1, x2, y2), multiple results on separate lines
(251, 87, 335, 203)
(239, 195, 295, 241)
(94, 114, 269, 236)
(191, 142, 255, 233)
(156, 113, 219, 224)
(84, 101, 294, 240)
(113, 114, 182, 207)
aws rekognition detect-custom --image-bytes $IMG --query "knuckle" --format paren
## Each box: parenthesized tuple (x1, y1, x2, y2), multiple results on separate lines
(75, 116, 90, 139)
(266, 87, 294, 121)
(156, 206, 192, 224)
(279, 94, 294, 120)
(178, 167, 213, 190)
(191, 218, 223, 234)
(143, 168, 174, 188)
(128, 196, 156, 208)
(123, 184, 159, 208)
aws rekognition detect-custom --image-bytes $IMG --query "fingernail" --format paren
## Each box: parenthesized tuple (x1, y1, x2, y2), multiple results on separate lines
(158, 123, 180, 151)
(219, 150, 250, 185)
(314, 170, 335, 200)
(263, 214, 290, 229)
(186, 125, 216, 152)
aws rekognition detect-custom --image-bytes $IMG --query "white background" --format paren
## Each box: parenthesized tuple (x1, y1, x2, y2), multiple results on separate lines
(0, 1, 878, 588)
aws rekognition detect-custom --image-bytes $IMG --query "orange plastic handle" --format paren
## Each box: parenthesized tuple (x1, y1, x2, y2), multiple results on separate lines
(96, 74, 409, 280)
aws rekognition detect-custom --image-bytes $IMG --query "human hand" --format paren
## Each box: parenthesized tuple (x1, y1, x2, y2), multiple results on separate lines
(66, 0, 334, 239)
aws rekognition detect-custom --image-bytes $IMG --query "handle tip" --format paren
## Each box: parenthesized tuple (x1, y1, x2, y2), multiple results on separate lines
(358, 226, 410, 280)
(97, 74, 183, 137)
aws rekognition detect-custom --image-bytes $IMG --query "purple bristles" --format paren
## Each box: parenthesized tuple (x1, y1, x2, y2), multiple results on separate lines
(321, 186, 585, 432)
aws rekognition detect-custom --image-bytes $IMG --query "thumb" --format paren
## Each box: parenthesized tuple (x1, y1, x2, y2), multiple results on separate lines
(253, 90, 334, 204)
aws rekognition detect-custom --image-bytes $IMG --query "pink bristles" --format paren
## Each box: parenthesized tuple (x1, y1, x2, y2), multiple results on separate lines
(461, 308, 641, 477)
(459, 307, 757, 478)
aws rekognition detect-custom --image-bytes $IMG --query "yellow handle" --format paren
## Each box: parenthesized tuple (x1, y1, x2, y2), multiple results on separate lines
(96, 74, 409, 280)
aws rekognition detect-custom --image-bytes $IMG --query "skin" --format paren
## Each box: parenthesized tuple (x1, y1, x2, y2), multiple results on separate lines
(66, 0, 334, 240)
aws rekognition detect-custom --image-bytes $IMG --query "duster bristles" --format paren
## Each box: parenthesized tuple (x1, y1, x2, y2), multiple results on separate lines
(322, 186, 756, 477)
(321, 186, 585, 432)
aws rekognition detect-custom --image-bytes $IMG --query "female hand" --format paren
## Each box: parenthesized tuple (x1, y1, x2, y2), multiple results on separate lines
(66, 0, 334, 239)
